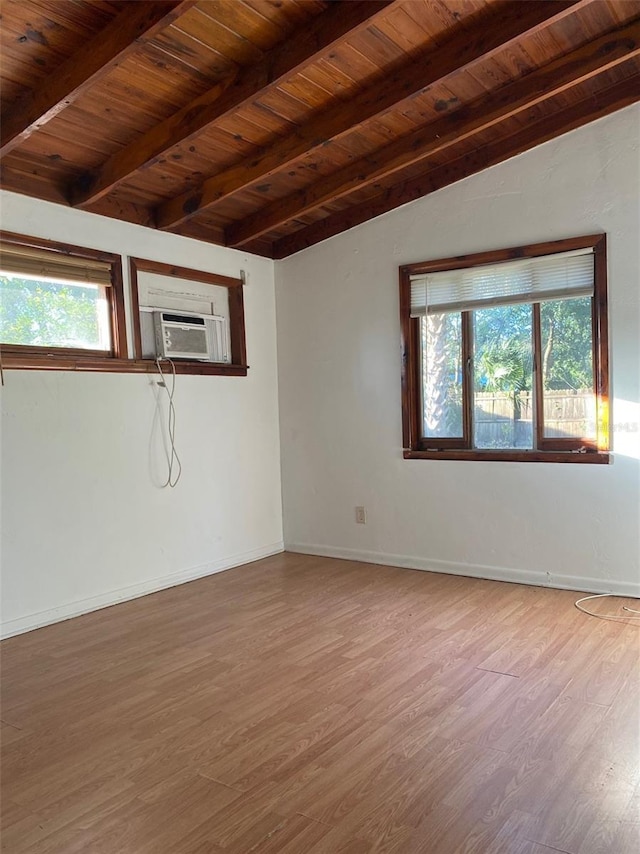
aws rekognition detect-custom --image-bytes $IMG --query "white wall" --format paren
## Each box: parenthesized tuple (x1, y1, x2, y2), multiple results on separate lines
(0, 192, 283, 637)
(275, 104, 640, 596)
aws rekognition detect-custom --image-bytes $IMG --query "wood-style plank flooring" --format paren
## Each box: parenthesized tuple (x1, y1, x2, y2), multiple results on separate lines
(1, 553, 639, 854)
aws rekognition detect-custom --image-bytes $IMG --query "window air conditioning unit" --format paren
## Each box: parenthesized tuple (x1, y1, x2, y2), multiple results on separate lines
(154, 311, 228, 362)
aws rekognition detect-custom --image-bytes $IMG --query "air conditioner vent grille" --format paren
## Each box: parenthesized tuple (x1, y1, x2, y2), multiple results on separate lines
(165, 326, 208, 355)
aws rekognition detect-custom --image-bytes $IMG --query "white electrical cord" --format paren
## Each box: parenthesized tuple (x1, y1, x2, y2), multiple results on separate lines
(574, 593, 640, 622)
(155, 357, 182, 488)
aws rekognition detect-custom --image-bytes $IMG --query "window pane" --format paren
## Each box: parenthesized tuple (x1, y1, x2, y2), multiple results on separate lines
(473, 304, 533, 449)
(540, 297, 595, 439)
(420, 312, 463, 438)
(0, 274, 111, 351)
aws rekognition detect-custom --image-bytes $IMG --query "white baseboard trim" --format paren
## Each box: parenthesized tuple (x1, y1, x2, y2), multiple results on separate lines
(1, 541, 285, 640)
(285, 542, 640, 598)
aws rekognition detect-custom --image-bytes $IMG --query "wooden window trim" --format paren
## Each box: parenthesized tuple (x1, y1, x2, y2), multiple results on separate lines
(129, 257, 248, 376)
(400, 234, 610, 464)
(1, 231, 127, 369)
(0, 241, 249, 377)
(0, 353, 249, 376)
(404, 450, 610, 464)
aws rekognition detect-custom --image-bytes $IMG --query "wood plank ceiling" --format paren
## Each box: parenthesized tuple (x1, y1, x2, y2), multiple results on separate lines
(1, 0, 639, 259)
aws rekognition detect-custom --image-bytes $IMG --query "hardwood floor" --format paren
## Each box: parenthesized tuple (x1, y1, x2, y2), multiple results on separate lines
(1, 553, 638, 854)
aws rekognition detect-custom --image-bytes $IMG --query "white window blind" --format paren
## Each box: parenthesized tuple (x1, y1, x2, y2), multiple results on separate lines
(0, 242, 113, 287)
(410, 247, 594, 317)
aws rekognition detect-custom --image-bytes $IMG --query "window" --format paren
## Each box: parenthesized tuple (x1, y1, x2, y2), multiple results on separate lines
(129, 257, 247, 376)
(400, 235, 609, 463)
(0, 232, 127, 368)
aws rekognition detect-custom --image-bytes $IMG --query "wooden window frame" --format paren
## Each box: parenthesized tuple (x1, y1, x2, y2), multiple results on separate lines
(1, 231, 127, 370)
(400, 234, 610, 464)
(129, 257, 248, 377)
(0, 239, 249, 377)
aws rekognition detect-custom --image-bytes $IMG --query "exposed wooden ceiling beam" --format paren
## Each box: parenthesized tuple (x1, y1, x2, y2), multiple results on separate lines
(69, 0, 398, 209)
(227, 17, 640, 248)
(0, 0, 196, 158)
(0, 162, 155, 229)
(271, 75, 640, 259)
(155, 0, 587, 231)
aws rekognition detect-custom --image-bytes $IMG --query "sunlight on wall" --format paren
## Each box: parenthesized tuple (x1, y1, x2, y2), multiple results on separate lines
(612, 398, 640, 459)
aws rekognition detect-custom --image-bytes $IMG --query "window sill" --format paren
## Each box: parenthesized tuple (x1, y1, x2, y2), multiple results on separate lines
(1, 354, 249, 376)
(404, 448, 610, 464)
